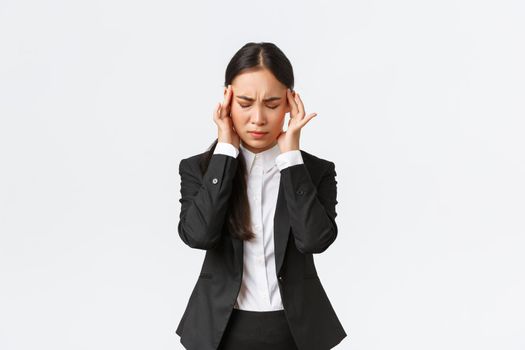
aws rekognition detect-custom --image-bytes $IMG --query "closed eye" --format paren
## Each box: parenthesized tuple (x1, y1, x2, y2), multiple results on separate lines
(240, 104, 279, 109)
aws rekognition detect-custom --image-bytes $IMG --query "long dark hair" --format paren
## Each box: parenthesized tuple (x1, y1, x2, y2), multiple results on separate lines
(199, 42, 294, 241)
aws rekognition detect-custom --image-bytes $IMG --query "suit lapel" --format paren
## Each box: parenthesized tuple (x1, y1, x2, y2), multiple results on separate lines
(273, 176, 290, 275)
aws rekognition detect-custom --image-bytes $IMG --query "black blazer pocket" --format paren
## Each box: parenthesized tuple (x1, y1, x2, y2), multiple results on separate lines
(199, 272, 213, 279)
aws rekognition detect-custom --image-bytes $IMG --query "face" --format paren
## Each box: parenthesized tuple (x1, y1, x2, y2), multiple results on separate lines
(224, 68, 290, 154)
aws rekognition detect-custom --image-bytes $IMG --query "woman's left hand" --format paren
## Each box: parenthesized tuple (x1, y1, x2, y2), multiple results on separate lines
(277, 89, 318, 153)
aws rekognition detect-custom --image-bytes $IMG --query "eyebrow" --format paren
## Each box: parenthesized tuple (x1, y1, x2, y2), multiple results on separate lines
(236, 95, 282, 102)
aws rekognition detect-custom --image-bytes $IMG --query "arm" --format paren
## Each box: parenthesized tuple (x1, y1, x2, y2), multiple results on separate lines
(277, 157, 338, 254)
(177, 144, 239, 250)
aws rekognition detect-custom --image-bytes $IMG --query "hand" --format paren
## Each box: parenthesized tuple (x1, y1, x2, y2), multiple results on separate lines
(213, 84, 240, 149)
(277, 89, 317, 152)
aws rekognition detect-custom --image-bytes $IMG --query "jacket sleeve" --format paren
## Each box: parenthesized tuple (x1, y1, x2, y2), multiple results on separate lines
(177, 153, 238, 250)
(279, 161, 339, 254)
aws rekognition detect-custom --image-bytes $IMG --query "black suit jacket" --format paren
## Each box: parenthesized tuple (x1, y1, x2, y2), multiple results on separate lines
(175, 148, 347, 350)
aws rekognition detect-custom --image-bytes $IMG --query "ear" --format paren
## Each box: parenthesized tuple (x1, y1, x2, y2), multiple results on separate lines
(284, 89, 292, 113)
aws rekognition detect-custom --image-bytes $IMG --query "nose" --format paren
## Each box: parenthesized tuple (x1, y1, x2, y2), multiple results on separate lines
(250, 105, 267, 125)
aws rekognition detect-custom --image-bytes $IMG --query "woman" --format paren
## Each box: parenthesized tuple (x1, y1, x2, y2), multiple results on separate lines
(175, 42, 347, 350)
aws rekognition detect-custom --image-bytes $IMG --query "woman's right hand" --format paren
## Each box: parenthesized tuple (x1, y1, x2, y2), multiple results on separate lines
(213, 84, 240, 150)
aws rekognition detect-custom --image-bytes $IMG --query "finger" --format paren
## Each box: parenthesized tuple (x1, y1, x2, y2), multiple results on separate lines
(301, 112, 317, 126)
(294, 92, 305, 119)
(287, 89, 298, 117)
(213, 102, 219, 119)
(214, 102, 222, 123)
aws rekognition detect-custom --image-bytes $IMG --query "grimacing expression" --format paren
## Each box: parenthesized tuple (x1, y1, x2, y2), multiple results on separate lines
(224, 68, 291, 153)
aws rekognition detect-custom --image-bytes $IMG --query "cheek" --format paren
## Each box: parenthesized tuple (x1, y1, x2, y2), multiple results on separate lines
(230, 110, 247, 128)
(277, 106, 288, 119)
(231, 104, 247, 117)
(230, 114, 241, 126)
(269, 115, 286, 133)
(275, 109, 286, 123)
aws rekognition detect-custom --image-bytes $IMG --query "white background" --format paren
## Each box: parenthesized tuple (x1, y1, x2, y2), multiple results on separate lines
(1, 0, 524, 349)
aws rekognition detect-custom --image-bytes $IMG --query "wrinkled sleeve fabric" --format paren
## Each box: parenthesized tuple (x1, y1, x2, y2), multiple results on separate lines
(279, 160, 338, 254)
(177, 154, 238, 250)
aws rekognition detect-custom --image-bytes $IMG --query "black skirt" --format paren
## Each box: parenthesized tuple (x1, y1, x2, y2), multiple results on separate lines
(218, 308, 299, 350)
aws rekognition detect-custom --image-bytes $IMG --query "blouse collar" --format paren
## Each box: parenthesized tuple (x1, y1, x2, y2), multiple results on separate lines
(239, 142, 281, 174)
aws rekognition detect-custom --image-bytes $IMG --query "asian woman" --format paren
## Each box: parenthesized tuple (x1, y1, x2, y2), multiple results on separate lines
(175, 42, 347, 350)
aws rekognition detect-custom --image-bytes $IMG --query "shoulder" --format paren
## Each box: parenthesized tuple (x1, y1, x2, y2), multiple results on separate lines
(179, 148, 239, 177)
(180, 150, 208, 165)
(299, 149, 335, 171)
(178, 150, 210, 177)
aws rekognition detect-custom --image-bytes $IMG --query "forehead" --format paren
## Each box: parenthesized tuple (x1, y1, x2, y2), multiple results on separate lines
(231, 68, 285, 95)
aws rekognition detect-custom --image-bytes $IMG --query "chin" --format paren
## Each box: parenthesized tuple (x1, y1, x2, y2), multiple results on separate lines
(242, 139, 274, 149)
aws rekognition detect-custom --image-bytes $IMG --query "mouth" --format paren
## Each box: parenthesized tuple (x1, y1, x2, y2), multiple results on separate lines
(248, 131, 268, 138)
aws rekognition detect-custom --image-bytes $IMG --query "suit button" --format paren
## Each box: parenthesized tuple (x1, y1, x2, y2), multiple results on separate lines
(296, 189, 304, 195)
(278, 276, 284, 281)
(212, 178, 218, 184)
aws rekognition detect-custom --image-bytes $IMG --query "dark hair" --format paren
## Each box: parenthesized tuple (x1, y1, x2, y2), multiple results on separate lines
(199, 42, 294, 241)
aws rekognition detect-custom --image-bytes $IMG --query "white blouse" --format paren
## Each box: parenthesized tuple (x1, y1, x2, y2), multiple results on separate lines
(213, 141, 304, 311)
